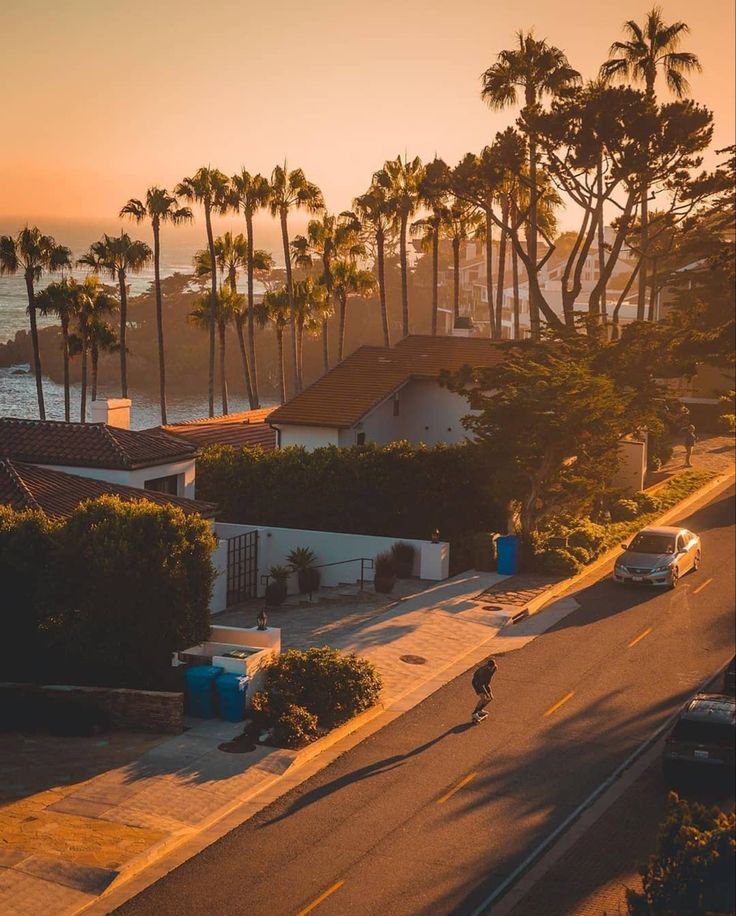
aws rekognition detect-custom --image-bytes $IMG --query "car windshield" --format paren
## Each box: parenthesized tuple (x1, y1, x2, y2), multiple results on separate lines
(628, 533, 676, 555)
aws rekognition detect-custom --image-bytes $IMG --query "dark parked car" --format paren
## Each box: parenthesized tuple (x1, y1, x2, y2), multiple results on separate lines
(663, 693, 735, 780)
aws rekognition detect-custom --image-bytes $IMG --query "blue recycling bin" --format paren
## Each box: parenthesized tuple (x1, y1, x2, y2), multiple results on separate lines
(216, 673, 248, 723)
(185, 665, 224, 719)
(496, 535, 519, 575)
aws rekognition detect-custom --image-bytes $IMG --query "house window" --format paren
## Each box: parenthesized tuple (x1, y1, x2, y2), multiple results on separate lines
(144, 473, 180, 496)
(356, 432, 366, 446)
(393, 395, 400, 417)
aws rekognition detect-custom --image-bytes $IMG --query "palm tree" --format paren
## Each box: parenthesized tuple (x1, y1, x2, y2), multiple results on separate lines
(291, 277, 327, 378)
(174, 168, 230, 416)
(442, 202, 483, 327)
(0, 227, 71, 419)
(354, 184, 395, 347)
(77, 232, 152, 399)
(255, 287, 290, 404)
(416, 158, 451, 335)
(230, 170, 272, 407)
(291, 211, 363, 371)
(34, 279, 80, 421)
(268, 164, 325, 394)
(481, 32, 580, 338)
(601, 8, 701, 321)
(331, 261, 377, 361)
(120, 189, 192, 423)
(373, 155, 425, 339)
(72, 277, 117, 422)
(189, 286, 243, 415)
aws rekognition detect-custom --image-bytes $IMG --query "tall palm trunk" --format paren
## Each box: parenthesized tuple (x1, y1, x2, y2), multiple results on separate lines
(399, 211, 409, 338)
(152, 220, 167, 424)
(377, 229, 390, 347)
(91, 343, 99, 401)
(512, 244, 520, 339)
(204, 203, 217, 415)
(495, 199, 509, 338)
(245, 211, 259, 407)
(321, 320, 330, 372)
(596, 159, 607, 322)
(431, 227, 439, 335)
(296, 322, 304, 386)
(280, 209, 299, 394)
(117, 269, 128, 397)
(60, 317, 70, 422)
(218, 319, 228, 415)
(526, 101, 541, 339)
(452, 237, 461, 324)
(338, 293, 349, 361)
(24, 273, 45, 420)
(276, 329, 286, 404)
(484, 208, 495, 338)
(80, 333, 89, 422)
(235, 318, 255, 408)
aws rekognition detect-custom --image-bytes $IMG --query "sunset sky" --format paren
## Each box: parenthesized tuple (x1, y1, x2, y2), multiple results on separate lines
(2, 0, 734, 237)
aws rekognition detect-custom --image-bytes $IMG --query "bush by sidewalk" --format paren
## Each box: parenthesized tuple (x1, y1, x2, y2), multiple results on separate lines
(534, 470, 714, 575)
(250, 647, 382, 748)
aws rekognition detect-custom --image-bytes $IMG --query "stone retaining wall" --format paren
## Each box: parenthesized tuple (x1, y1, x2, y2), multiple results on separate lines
(0, 682, 183, 734)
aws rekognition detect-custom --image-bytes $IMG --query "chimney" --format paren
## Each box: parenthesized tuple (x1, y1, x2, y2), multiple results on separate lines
(90, 398, 132, 429)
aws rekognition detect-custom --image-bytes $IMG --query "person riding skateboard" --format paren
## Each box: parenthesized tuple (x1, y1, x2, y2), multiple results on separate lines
(472, 658, 497, 722)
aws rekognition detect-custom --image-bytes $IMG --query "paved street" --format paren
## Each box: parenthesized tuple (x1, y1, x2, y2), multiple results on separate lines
(117, 484, 735, 916)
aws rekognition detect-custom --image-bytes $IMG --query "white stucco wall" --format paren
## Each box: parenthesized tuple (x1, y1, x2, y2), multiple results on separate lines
(394, 379, 474, 445)
(612, 437, 647, 495)
(37, 458, 197, 498)
(214, 521, 449, 599)
(277, 425, 340, 450)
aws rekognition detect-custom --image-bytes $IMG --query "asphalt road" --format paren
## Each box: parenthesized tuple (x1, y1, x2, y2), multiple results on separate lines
(117, 485, 735, 916)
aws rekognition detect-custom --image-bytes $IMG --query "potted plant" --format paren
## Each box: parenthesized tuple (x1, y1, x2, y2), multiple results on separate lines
(373, 551, 397, 594)
(391, 541, 416, 578)
(286, 546, 321, 596)
(265, 565, 290, 607)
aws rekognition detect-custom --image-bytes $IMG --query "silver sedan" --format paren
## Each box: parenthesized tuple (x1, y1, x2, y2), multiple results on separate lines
(613, 526, 702, 588)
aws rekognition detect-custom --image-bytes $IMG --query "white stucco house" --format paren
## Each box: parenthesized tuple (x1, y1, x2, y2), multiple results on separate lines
(268, 335, 504, 451)
(0, 401, 199, 499)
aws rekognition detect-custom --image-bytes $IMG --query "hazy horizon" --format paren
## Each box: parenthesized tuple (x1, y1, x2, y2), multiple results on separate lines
(2, 0, 734, 230)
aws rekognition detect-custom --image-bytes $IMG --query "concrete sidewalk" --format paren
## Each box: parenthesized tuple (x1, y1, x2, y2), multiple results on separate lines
(0, 572, 510, 916)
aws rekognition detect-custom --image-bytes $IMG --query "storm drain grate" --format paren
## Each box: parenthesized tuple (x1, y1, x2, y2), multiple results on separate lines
(399, 654, 427, 665)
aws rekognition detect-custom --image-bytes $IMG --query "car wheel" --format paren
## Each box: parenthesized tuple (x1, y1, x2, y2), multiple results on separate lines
(692, 551, 701, 572)
(670, 566, 679, 589)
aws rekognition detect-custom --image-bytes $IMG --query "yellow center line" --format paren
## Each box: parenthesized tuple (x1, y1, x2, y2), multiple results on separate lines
(543, 691, 575, 718)
(437, 771, 478, 804)
(692, 577, 713, 595)
(628, 626, 653, 649)
(296, 881, 345, 916)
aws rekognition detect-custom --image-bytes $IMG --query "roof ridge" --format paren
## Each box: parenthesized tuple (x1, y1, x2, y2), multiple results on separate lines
(99, 425, 134, 468)
(0, 457, 42, 512)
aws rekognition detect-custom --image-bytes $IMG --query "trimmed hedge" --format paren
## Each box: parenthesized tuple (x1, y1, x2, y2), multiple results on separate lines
(0, 497, 215, 689)
(196, 441, 504, 541)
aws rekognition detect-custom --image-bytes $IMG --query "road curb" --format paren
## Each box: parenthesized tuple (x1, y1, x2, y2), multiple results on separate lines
(506, 467, 735, 626)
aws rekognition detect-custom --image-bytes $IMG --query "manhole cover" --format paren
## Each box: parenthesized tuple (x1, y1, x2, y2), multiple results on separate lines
(399, 654, 427, 665)
(483, 604, 505, 612)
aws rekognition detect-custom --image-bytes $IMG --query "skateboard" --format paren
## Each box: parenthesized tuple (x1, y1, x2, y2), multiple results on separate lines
(472, 710, 489, 725)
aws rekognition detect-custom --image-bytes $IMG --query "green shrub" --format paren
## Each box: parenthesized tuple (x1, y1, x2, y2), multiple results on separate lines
(611, 498, 640, 521)
(265, 647, 382, 729)
(632, 491, 662, 514)
(567, 545, 592, 565)
(391, 541, 416, 578)
(647, 429, 674, 471)
(286, 547, 318, 571)
(248, 691, 271, 726)
(273, 704, 319, 748)
(567, 520, 606, 556)
(537, 548, 583, 576)
(196, 441, 504, 542)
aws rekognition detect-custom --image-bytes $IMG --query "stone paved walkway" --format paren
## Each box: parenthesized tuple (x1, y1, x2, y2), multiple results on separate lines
(646, 433, 734, 488)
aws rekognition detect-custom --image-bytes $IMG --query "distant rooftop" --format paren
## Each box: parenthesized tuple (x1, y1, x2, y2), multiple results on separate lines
(0, 417, 197, 470)
(0, 458, 216, 520)
(268, 335, 504, 430)
(155, 407, 277, 451)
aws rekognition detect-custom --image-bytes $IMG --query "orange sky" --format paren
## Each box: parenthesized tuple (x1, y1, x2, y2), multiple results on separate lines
(1, 0, 734, 230)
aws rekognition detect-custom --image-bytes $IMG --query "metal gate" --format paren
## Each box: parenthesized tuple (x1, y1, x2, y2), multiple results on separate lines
(226, 530, 258, 605)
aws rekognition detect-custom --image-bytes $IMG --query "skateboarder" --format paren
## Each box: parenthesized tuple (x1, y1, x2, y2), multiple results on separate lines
(472, 658, 497, 723)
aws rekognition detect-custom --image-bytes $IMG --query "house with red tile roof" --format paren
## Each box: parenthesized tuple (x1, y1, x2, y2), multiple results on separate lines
(268, 335, 503, 451)
(0, 458, 216, 521)
(0, 415, 199, 498)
